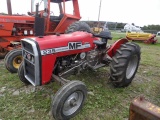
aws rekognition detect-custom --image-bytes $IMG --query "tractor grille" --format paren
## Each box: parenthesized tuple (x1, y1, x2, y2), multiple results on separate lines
(21, 41, 34, 53)
(21, 39, 41, 86)
(25, 60, 35, 83)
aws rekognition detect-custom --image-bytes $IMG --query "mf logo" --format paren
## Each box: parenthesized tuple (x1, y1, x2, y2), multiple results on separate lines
(68, 42, 82, 50)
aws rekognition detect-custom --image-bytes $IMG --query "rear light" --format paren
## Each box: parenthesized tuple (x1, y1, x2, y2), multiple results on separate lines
(30, 30, 33, 35)
(24, 30, 27, 35)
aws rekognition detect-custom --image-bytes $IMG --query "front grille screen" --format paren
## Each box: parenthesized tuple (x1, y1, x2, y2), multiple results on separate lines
(25, 60, 35, 83)
(22, 41, 34, 54)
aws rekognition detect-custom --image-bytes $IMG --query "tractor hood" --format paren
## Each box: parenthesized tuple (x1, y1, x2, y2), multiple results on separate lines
(23, 32, 96, 55)
(21, 31, 98, 86)
(0, 15, 34, 23)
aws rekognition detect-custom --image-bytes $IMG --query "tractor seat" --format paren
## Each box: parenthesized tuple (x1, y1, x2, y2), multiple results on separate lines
(50, 14, 64, 22)
(93, 31, 112, 40)
(93, 40, 106, 46)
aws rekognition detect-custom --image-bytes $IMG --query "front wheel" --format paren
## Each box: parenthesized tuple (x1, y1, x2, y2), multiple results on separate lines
(110, 42, 141, 87)
(18, 62, 30, 85)
(51, 80, 87, 120)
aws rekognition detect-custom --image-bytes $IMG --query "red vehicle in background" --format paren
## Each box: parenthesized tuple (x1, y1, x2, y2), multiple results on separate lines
(0, 0, 91, 73)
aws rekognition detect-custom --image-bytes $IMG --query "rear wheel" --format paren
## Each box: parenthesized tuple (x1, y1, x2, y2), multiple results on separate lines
(5, 49, 22, 73)
(65, 21, 91, 33)
(18, 62, 30, 84)
(110, 42, 141, 87)
(4, 49, 18, 70)
(51, 80, 87, 120)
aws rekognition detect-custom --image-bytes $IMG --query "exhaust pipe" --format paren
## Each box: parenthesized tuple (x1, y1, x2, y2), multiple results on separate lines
(7, 0, 12, 15)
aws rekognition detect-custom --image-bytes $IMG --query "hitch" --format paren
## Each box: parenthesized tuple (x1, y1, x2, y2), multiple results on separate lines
(129, 96, 160, 120)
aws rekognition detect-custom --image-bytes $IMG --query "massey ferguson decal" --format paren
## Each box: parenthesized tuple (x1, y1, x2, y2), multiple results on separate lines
(0, 18, 26, 23)
(41, 42, 91, 55)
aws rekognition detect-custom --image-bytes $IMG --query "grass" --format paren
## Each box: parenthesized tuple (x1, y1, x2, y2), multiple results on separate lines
(0, 32, 160, 120)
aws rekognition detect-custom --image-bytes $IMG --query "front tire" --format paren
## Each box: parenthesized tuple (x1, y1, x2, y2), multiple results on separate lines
(18, 62, 30, 85)
(4, 49, 22, 73)
(110, 42, 141, 87)
(51, 80, 87, 120)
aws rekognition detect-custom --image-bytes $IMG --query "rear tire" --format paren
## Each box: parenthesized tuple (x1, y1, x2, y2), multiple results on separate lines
(65, 21, 91, 33)
(51, 80, 87, 120)
(4, 49, 18, 70)
(18, 62, 30, 84)
(110, 42, 141, 87)
(4, 49, 22, 73)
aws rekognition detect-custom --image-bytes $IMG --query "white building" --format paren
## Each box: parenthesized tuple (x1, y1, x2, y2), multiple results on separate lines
(157, 31, 160, 36)
(124, 23, 143, 32)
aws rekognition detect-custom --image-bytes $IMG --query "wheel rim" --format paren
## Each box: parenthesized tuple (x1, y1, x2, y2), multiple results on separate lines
(13, 56, 23, 69)
(126, 55, 138, 79)
(62, 91, 83, 116)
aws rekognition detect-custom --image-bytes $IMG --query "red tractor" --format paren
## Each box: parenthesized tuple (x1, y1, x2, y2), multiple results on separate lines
(18, 30, 141, 119)
(0, 0, 91, 73)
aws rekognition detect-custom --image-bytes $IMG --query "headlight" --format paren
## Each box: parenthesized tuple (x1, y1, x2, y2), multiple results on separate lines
(26, 53, 31, 60)
(25, 52, 34, 63)
(31, 56, 34, 63)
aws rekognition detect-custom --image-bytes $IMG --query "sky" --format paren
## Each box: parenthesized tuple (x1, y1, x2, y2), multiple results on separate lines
(0, 0, 160, 27)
